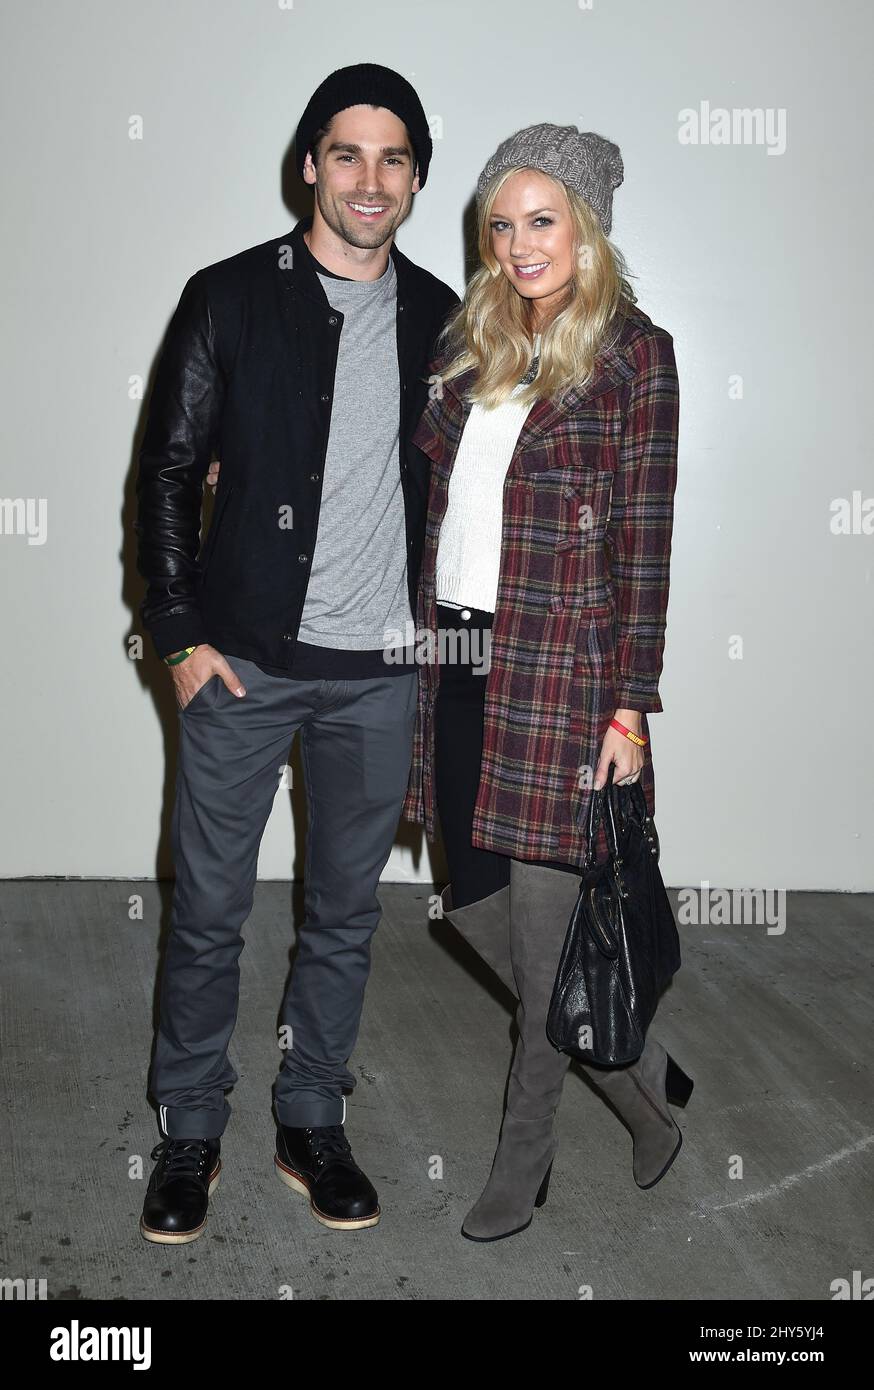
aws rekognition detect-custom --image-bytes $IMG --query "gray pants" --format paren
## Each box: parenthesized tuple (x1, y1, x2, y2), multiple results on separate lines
(149, 656, 418, 1138)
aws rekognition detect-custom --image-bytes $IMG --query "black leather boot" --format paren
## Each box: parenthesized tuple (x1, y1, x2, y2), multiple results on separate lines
(274, 1125, 380, 1230)
(140, 1137, 221, 1244)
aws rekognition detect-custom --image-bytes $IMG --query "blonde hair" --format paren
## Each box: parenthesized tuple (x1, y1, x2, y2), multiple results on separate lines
(434, 167, 637, 409)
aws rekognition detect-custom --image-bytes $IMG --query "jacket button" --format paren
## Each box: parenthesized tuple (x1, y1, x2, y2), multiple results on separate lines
(281, 633, 292, 641)
(298, 554, 308, 563)
(328, 315, 338, 326)
(310, 472, 320, 482)
(320, 392, 330, 402)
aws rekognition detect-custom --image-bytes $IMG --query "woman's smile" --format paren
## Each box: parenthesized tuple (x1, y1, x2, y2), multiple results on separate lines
(512, 260, 550, 279)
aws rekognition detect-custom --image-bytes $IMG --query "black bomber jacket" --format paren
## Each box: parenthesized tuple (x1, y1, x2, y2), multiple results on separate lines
(134, 214, 459, 665)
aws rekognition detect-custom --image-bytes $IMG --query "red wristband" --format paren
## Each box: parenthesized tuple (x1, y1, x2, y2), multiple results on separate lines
(610, 717, 648, 747)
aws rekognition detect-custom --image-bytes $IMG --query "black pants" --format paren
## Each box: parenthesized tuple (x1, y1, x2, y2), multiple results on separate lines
(434, 603, 579, 910)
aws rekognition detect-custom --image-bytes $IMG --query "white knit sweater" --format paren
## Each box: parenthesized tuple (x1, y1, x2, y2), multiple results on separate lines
(435, 335, 540, 614)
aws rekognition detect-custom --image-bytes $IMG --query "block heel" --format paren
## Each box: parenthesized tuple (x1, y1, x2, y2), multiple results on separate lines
(533, 1159, 553, 1208)
(665, 1053, 694, 1108)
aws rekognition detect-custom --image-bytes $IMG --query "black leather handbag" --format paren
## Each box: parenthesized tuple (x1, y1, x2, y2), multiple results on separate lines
(546, 765, 681, 1066)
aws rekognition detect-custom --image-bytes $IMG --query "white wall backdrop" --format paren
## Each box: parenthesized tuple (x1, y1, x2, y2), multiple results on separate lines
(1, 0, 871, 889)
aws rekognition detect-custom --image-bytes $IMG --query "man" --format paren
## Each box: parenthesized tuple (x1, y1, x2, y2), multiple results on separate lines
(134, 63, 459, 1243)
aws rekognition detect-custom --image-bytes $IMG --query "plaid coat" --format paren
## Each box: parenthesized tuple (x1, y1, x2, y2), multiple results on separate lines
(401, 303, 680, 870)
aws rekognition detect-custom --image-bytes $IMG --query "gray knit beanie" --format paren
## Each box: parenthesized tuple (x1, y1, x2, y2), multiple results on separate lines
(475, 123, 623, 236)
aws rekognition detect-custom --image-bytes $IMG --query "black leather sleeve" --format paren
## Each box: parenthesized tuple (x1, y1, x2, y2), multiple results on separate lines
(134, 270, 225, 660)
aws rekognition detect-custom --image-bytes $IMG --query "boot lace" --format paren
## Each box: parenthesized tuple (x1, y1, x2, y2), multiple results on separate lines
(150, 1137, 213, 1181)
(304, 1125, 354, 1169)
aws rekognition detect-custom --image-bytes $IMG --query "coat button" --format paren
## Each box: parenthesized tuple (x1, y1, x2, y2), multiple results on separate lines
(298, 554, 308, 563)
(320, 392, 330, 402)
(310, 472, 320, 482)
(328, 315, 338, 325)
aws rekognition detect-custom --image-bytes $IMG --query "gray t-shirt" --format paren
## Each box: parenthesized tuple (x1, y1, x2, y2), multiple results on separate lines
(294, 251, 413, 662)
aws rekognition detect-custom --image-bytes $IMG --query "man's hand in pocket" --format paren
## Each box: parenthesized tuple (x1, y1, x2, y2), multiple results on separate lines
(170, 644, 246, 710)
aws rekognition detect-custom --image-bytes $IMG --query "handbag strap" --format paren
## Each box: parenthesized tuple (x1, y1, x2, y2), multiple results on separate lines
(584, 774, 605, 871)
(584, 765, 650, 872)
(584, 763, 618, 870)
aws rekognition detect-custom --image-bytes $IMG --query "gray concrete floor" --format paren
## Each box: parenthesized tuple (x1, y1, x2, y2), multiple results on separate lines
(1, 881, 872, 1301)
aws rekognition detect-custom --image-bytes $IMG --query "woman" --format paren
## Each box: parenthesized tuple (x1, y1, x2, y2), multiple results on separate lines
(401, 123, 691, 1241)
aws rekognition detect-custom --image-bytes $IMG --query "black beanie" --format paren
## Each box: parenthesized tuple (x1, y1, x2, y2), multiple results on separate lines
(295, 63, 432, 189)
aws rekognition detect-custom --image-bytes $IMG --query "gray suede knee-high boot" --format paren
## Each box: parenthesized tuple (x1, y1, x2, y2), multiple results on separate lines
(579, 1035, 693, 1188)
(461, 861, 578, 1241)
(438, 883, 516, 995)
(442, 875, 694, 1200)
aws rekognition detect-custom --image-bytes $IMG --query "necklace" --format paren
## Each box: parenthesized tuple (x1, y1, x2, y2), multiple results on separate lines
(519, 333, 542, 387)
